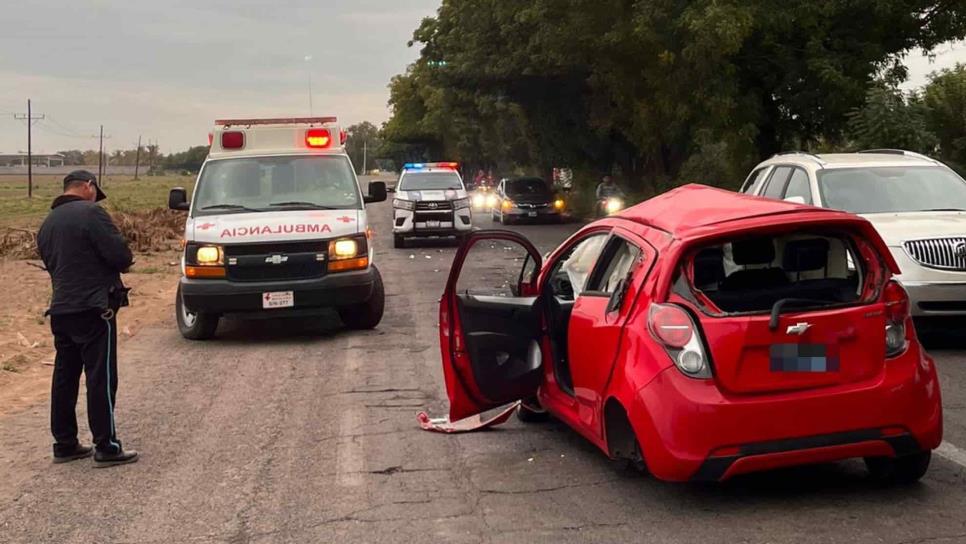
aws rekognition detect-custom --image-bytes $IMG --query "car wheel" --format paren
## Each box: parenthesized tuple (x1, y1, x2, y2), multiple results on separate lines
(175, 284, 219, 340)
(393, 234, 405, 249)
(516, 397, 551, 423)
(338, 266, 385, 330)
(865, 451, 931, 484)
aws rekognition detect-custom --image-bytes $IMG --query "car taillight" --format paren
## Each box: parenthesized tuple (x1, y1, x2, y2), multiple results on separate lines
(647, 303, 711, 378)
(306, 128, 331, 148)
(883, 280, 910, 358)
(221, 131, 244, 149)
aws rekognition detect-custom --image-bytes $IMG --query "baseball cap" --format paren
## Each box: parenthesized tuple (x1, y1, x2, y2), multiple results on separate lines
(63, 170, 106, 201)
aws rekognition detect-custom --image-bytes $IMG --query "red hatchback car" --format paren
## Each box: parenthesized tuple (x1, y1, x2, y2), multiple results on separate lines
(437, 184, 943, 483)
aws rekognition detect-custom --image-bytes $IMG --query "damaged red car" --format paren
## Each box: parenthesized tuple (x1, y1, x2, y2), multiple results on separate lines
(435, 184, 942, 483)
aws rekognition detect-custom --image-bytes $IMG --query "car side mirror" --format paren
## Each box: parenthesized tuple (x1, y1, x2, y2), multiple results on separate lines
(365, 181, 387, 203)
(168, 187, 190, 211)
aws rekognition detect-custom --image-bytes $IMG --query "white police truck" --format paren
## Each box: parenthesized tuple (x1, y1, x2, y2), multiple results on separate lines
(168, 117, 387, 340)
(391, 162, 472, 248)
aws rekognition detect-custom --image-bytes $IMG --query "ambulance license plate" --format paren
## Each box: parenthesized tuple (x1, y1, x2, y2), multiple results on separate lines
(263, 291, 294, 309)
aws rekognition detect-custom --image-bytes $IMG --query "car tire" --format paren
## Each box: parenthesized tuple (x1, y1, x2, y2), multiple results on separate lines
(865, 451, 931, 484)
(175, 284, 219, 340)
(338, 266, 385, 330)
(516, 398, 551, 423)
(393, 234, 405, 249)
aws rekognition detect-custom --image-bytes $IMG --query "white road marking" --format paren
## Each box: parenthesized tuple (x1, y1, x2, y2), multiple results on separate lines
(936, 441, 966, 470)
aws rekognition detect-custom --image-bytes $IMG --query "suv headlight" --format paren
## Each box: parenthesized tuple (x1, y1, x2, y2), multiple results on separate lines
(453, 197, 470, 209)
(393, 198, 415, 211)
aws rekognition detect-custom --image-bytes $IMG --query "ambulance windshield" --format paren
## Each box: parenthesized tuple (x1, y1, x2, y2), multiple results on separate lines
(192, 155, 360, 216)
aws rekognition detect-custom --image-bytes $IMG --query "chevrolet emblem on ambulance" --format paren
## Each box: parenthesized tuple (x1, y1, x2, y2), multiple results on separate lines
(265, 255, 289, 265)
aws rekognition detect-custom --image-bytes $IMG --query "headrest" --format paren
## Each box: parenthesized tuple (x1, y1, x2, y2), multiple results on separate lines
(783, 238, 830, 272)
(693, 248, 725, 287)
(731, 237, 775, 265)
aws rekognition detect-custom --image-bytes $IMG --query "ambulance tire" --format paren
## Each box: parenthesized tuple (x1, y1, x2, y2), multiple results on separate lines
(393, 234, 405, 249)
(865, 451, 931, 485)
(176, 284, 219, 340)
(339, 266, 385, 330)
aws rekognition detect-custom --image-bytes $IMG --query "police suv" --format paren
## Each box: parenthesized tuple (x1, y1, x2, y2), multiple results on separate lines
(168, 117, 387, 340)
(391, 162, 472, 248)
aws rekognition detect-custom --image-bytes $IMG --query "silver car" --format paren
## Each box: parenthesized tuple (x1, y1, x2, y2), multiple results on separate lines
(741, 149, 966, 318)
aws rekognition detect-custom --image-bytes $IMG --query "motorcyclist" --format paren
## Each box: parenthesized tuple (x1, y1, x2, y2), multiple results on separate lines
(595, 176, 625, 216)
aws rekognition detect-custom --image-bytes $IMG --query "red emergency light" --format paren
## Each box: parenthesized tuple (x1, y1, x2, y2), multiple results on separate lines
(306, 128, 332, 148)
(435, 162, 459, 169)
(221, 131, 245, 149)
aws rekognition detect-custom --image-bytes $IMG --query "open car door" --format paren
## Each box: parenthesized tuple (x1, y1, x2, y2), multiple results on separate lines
(438, 230, 545, 423)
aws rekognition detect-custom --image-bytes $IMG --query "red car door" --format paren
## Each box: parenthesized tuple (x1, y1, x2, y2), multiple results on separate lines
(439, 230, 546, 422)
(567, 230, 654, 438)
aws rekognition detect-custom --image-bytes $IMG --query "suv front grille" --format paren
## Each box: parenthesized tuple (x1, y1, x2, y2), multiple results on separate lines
(224, 241, 327, 282)
(904, 238, 966, 271)
(415, 200, 453, 211)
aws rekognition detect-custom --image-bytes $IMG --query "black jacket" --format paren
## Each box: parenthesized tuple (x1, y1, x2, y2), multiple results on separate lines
(37, 195, 134, 315)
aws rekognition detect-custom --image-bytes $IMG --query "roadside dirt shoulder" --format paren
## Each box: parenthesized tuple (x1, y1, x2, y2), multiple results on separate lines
(0, 250, 181, 417)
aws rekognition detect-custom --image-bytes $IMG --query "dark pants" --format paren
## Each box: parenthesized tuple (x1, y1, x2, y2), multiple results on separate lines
(50, 309, 122, 456)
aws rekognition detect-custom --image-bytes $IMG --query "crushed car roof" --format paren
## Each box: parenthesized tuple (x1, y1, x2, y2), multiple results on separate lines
(616, 184, 855, 235)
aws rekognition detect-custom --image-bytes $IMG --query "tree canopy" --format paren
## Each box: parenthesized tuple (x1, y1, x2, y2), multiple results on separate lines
(383, 0, 966, 190)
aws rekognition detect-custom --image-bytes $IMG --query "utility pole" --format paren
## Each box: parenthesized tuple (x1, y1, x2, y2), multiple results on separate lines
(98, 125, 104, 183)
(13, 99, 45, 198)
(134, 135, 142, 180)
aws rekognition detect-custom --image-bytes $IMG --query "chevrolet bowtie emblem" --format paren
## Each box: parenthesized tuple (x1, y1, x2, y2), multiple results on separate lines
(265, 255, 289, 265)
(786, 322, 812, 335)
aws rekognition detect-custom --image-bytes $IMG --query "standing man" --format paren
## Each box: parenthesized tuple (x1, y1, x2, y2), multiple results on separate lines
(37, 170, 138, 468)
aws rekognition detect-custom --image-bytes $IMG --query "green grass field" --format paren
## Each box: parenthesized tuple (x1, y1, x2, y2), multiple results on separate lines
(0, 174, 195, 228)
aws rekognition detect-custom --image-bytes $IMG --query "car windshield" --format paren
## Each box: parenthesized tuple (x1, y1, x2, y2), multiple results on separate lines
(192, 155, 360, 216)
(818, 166, 966, 213)
(507, 178, 551, 196)
(399, 172, 463, 191)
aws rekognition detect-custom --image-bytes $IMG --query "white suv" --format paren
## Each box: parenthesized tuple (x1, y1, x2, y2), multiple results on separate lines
(741, 149, 966, 318)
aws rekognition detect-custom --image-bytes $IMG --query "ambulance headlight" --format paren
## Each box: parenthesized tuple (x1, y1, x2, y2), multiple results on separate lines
(332, 239, 358, 258)
(393, 198, 415, 211)
(195, 245, 223, 265)
(453, 197, 471, 210)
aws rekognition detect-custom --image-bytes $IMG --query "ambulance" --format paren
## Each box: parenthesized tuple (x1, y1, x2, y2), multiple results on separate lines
(391, 162, 472, 248)
(168, 117, 387, 340)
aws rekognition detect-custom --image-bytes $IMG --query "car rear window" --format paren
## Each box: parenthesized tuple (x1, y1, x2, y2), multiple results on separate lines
(683, 231, 868, 314)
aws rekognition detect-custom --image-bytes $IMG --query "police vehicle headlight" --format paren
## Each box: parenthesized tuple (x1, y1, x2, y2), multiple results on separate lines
(393, 198, 415, 211)
(453, 197, 471, 210)
(195, 245, 223, 265)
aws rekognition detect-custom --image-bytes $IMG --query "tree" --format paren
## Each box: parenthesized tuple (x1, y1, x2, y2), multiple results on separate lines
(345, 122, 382, 174)
(57, 150, 85, 165)
(924, 64, 966, 171)
(847, 83, 938, 153)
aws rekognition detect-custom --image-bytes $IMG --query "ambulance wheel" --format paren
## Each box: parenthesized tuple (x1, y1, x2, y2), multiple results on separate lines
(339, 266, 385, 330)
(176, 284, 219, 340)
(393, 234, 405, 249)
(865, 451, 931, 485)
(516, 397, 551, 423)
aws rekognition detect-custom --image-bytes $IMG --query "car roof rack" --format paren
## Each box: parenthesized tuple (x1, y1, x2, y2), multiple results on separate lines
(857, 149, 940, 164)
(771, 151, 827, 166)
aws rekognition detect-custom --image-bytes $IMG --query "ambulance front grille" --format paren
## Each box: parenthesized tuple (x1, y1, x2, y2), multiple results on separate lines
(225, 242, 327, 282)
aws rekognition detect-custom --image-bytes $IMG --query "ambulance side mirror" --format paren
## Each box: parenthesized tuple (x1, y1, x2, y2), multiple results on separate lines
(168, 187, 190, 211)
(365, 181, 387, 204)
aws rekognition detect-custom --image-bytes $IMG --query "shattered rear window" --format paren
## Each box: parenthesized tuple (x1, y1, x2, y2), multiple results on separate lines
(683, 231, 867, 314)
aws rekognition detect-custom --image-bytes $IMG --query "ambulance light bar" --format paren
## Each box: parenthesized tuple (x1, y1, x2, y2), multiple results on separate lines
(403, 162, 459, 170)
(215, 117, 338, 127)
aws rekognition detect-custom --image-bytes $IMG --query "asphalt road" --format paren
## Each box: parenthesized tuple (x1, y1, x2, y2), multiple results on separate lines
(1, 196, 965, 544)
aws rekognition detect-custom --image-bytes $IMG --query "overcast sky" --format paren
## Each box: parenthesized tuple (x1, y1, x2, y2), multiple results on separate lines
(1, 2, 964, 155)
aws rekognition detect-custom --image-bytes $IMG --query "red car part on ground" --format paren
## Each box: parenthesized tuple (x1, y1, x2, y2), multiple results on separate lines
(428, 184, 943, 483)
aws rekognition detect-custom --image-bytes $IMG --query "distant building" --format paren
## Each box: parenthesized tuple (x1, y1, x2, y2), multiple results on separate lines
(0, 153, 65, 167)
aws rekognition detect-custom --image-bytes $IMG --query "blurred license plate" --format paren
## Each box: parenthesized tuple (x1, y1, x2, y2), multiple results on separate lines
(770, 344, 839, 372)
(528, 211, 538, 217)
(426, 220, 440, 228)
(263, 291, 294, 309)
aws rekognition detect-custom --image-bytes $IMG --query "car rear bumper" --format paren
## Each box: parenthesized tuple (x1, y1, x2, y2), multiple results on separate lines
(630, 346, 943, 482)
(900, 280, 966, 316)
(180, 268, 375, 316)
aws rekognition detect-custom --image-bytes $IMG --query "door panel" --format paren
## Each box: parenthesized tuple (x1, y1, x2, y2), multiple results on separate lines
(439, 230, 544, 422)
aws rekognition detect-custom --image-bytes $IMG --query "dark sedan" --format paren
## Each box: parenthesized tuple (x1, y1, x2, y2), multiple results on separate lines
(491, 176, 566, 224)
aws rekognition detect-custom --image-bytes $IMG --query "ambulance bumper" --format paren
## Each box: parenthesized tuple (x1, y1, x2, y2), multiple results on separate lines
(180, 268, 375, 316)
